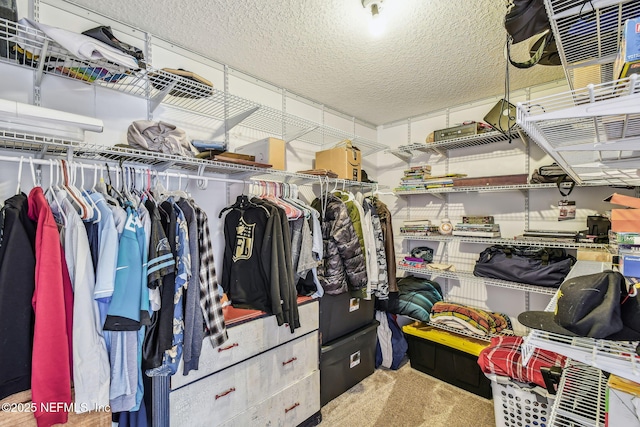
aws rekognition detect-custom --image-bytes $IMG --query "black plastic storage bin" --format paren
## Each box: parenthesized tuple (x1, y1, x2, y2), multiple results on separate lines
(319, 292, 375, 344)
(320, 320, 379, 406)
(404, 330, 492, 399)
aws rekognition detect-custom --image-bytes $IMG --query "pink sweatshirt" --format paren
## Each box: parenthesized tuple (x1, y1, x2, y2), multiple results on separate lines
(28, 187, 73, 427)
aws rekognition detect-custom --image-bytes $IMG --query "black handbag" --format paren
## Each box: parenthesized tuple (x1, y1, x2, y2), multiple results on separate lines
(473, 245, 576, 288)
(504, 0, 561, 68)
(530, 163, 574, 184)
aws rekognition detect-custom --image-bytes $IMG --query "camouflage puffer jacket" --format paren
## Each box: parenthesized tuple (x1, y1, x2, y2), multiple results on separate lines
(311, 194, 368, 296)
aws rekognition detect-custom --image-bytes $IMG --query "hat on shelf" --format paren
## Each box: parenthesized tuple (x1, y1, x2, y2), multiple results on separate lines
(518, 271, 640, 341)
(149, 68, 213, 99)
(361, 169, 376, 183)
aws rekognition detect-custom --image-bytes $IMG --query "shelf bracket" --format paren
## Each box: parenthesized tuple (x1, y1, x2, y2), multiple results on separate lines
(149, 80, 178, 113)
(34, 38, 49, 88)
(430, 192, 445, 200)
(391, 151, 413, 162)
(284, 125, 318, 143)
(517, 130, 529, 148)
(224, 106, 260, 134)
(155, 161, 175, 172)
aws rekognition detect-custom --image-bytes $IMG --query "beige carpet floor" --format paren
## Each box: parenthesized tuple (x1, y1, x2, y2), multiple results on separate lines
(320, 362, 496, 427)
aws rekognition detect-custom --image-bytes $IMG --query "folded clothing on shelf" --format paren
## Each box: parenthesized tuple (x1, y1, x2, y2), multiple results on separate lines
(429, 301, 512, 336)
(149, 68, 213, 98)
(296, 168, 338, 178)
(477, 335, 567, 389)
(126, 120, 200, 158)
(394, 275, 443, 322)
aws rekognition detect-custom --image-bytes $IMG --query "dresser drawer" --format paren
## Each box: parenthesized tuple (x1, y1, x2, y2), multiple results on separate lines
(220, 370, 320, 427)
(170, 331, 319, 426)
(173, 300, 319, 389)
(169, 360, 249, 426)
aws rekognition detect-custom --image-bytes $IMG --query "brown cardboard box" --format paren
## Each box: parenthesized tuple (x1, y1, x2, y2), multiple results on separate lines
(315, 141, 361, 181)
(577, 248, 613, 263)
(235, 137, 286, 170)
(605, 193, 640, 232)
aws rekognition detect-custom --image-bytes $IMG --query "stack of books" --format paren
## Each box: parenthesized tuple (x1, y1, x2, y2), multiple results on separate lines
(400, 219, 439, 235)
(452, 223, 501, 238)
(395, 165, 432, 191)
(394, 166, 467, 191)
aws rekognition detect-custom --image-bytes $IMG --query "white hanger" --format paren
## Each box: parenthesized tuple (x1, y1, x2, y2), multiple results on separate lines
(45, 159, 67, 226)
(16, 156, 24, 195)
(28, 157, 38, 188)
(78, 163, 101, 224)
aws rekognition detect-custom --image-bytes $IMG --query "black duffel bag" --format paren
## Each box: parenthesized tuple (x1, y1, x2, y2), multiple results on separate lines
(473, 245, 576, 288)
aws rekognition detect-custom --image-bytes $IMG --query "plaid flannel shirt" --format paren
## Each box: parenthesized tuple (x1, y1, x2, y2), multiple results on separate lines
(477, 336, 567, 388)
(193, 203, 228, 347)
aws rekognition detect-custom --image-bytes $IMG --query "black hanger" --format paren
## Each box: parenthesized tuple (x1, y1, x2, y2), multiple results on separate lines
(219, 194, 270, 218)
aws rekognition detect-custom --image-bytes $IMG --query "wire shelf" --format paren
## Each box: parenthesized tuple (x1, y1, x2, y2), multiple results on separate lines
(395, 183, 571, 195)
(549, 362, 607, 427)
(518, 75, 640, 187)
(546, 0, 640, 90)
(387, 130, 520, 160)
(405, 315, 518, 343)
(397, 265, 558, 295)
(0, 129, 381, 188)
(400, 234, 608, 249)
(0, 17, 387, 157)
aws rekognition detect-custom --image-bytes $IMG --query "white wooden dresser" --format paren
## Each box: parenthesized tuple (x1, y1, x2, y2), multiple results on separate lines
(169, 299, 320, 426)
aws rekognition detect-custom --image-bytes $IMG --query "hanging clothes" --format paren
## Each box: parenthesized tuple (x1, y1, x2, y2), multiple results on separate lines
(177, 199, 205, 374)
(373, 198, 396, 291)
(192, 203, 228, 347)
(56, 197, 110, 412)
(142, 200, 175, 371)
(0, 193, 36, 401)
(311, 193, 367, 297)
(27, 186, 73, 427)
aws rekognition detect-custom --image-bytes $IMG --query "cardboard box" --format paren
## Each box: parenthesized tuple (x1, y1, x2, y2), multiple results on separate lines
(605, 193, 640, 232)
(606, 375, 640, 427)
(577, 248, 613, 263)
(614, 18, 640, 80)
(315, 141, 361, 181)
(235, 137, 286, 170)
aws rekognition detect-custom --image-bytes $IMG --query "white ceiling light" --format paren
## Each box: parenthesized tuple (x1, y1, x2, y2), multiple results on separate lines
(362, 0, 386, 37)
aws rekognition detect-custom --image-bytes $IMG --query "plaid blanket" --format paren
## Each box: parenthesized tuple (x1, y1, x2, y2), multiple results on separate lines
(477, 336, 567, 388)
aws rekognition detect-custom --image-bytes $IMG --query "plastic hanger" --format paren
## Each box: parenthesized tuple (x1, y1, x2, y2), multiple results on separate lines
(15, 156, 24, 195)
(219, 180, 270, 218)
(45, 159, 67, 226)
(78, 163, 102, 224)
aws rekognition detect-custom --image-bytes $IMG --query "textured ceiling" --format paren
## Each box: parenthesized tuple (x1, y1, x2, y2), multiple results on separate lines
(68, 0, 565, 126)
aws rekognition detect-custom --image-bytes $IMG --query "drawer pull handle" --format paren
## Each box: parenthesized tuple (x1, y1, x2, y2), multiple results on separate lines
(215, 387, 236, 400)
(285, 402, 300, 413)
(282, 357, 298, 366)
(217, 343, 239, 352)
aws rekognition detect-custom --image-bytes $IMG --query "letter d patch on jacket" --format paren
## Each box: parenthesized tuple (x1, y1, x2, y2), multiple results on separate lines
(233, 217, 255, 262)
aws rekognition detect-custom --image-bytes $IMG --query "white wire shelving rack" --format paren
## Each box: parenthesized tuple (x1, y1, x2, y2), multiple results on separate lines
(546, 0, 640, 91)
(386, 129, 525, 161)
(517, 0, 640, 187)
(0, 130, 382, 189)
(548, 362, 607, 427)
(0, 17, 387, 157)
(393, 182, 607, 197)
(397, 264, 558, 296)
(399, 234, 609, 249)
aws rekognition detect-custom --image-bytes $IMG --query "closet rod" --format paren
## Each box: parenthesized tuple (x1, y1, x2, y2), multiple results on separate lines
(0, 154, 247, 185)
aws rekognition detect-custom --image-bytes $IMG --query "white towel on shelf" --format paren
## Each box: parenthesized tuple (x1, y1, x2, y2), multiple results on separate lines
(16, 18, 138, 69)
